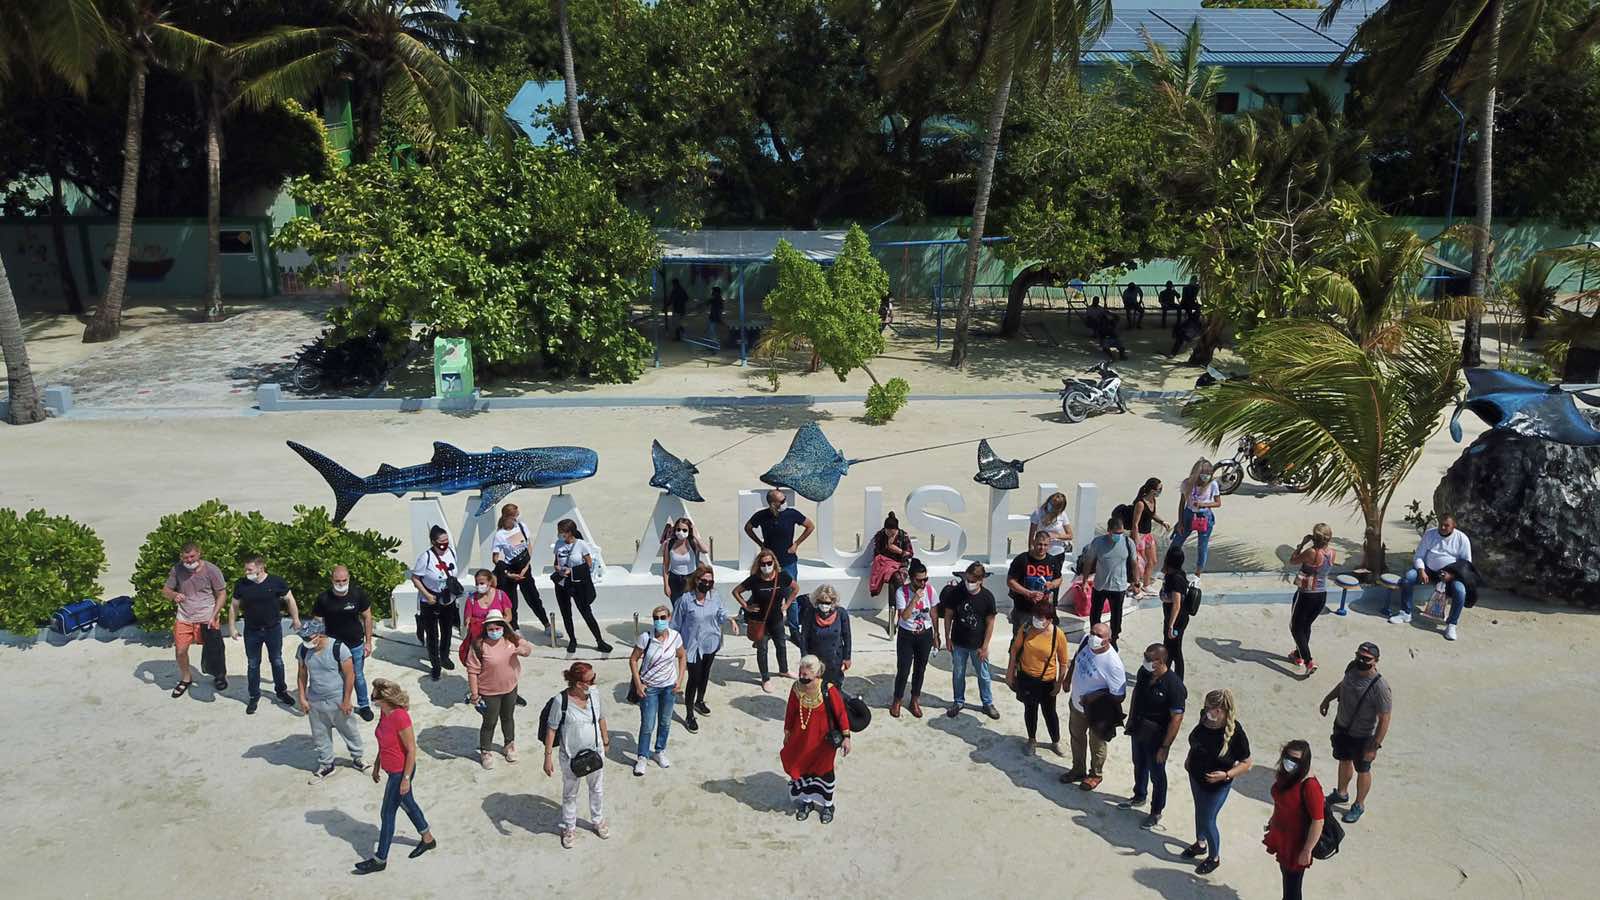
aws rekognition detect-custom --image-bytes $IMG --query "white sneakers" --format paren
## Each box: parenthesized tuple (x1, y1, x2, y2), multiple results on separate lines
(633, 756, 648, 776)
(1444, 624, 1458, 641)
(635, 752, 671, 774)
(1388, 612, 1413, 624)
(656, 752, 672, 769)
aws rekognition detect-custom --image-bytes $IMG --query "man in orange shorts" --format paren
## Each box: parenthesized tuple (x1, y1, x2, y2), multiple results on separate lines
(164, 543, 228, 698)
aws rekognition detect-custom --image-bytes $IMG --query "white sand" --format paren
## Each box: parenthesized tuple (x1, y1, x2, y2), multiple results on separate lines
(0, 597, 1588, 899)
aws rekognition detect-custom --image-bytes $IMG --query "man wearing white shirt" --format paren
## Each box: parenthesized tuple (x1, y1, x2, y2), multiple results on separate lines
(1060, 623, 1127, 790)
(1390, 515, 1472, 640)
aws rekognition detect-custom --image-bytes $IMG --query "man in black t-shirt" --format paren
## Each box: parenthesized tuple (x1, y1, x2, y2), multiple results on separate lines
(1121, 643, 1187, 829)
(1007, 530, 1064, 630)
(745, 490, 814, 641)
(230, 555, 300, 714)
(313, 565, 375, 721)
(939, 561, 999, 720)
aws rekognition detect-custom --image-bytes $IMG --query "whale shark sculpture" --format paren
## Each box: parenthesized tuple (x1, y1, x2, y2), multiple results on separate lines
(760, 422, 1041, 502)
(1448, 369, 1600, 446)
(648, 435, 757, 502)
(288, 441, 599, 523)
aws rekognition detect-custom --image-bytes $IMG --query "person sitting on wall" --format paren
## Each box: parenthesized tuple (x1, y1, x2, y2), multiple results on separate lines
(1084, 298, 1129, 361)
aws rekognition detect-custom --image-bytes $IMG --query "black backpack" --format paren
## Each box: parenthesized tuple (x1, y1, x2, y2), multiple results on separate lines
(1306, 780, 1346, 859)
(1183, 582, 1202, 616)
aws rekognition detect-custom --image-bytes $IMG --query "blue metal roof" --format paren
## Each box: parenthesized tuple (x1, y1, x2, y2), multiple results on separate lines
(1085, 7, 1369, 66)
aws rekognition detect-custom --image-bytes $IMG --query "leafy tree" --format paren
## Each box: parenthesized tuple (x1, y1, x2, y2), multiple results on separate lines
(888, 0, 1113, 368)
(1502, 255, 1557, 339)
(276, 132, 659, 382)
(0, 509, 107, 632)
(233, 0, 514, 164)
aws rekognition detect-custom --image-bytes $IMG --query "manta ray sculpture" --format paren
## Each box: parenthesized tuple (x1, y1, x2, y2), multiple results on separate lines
(1448, 368, 1600, 446)
(760, 422, 1041, 502)
(648, 435, 757, 502)
(288, 441, 599, 523)
(973, 428, 1111, 490)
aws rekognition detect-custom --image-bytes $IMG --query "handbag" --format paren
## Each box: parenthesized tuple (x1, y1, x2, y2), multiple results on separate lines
(1129, 716, 1163, 745)
(746, 599, 768, 644)
(1190, 514, 1209, 534)
(821, 685, 846, 749)
(546, 691, 605, 777)
(627, 634, 659, 703)
(1422, 585, 1448, 620)
(1303, 780, 1346, 859)
(1011, 626, 1059, 702)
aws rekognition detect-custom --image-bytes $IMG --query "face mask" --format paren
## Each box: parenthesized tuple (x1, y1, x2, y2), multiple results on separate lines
(1204, 709, 1223, 727)
(1088, 635, 1106, 651)
(183, 561, 200, 571)
(964, 580, 981, 594)
(675, 529, 689, 540)
(485, 628, 503, 641)
(476, 584, 491, 595)
(653, 619, 669, 633)
(1031, 617, 1048, 630)
(247, 571, 265, 583)
(797, 676, 814, 685)
(1355, 658, 1374, 671)
(697, 581, 713, 593)
(816, 603, 835, 615)
(760, 564, 775, 575)
(1142, 660, 1156, 673)
(1280, 758, 1300, 775)
(332, 583, 349, 595)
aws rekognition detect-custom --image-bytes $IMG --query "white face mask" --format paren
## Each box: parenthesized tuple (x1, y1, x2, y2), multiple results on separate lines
(675, 529, 689, 540)
(476, 584, 491, 595)
(1141, 660, 1156, 673)
(182, 561, 201, 571)
(964, 580, 981, 594)
(247, 571, 265, 583)
(1280, 758, 1300, 775)
(816, 603, 835, 614)
(1031, 616, 1048, 630)
(760, 564, 775, 576)
(332, 583, 350, 595)
(1088, 635, 1106, 651)
(1205, 709, 1223, 727)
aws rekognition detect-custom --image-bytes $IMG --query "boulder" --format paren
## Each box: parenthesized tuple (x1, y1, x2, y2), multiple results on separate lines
(1434, 429, 1600, 606)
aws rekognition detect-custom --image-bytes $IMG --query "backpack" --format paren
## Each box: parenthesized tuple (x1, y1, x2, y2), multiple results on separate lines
(1183, 583, 1203, 617)
(99, 595, 136, 631)
(50, 599, 99, 634)
(1304, 780, 1346, 859)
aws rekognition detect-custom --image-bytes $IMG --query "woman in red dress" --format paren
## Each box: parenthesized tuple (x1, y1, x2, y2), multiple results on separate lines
(1263, 739, 1325, 900)
(780, 655, 851, 824)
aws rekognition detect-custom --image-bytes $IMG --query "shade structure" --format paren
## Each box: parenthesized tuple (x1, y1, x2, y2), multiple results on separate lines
(656, 229, 850, 265)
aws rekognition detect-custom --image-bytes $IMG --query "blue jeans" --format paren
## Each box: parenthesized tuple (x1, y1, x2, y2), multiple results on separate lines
(1170, 509, 1214, 571)
(376, 770, 429, 861)
(637, 685, 675, 758)
(243, 624, 286, 699)
(1190, 776, 1232, 859)
(1131, 732, 1169, 813)
(1398, 568, 1467, 623)
(949, 646, 993, 707)
(781, 561, 802, 637)
(347, 641, 370, 709)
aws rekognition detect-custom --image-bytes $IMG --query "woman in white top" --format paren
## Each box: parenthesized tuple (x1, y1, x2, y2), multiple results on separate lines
(890, 559, 940, 719)
(552, 518, 612, 654)
(491, 504, 550, 636)
(660, 516, 709, 599)
(630, 604, 688, 776)
(542, 662, 609, 849)
(410, 525, 460, 680)
(1170, 459, 1222, 581)
(1028, 492, 1075, 562)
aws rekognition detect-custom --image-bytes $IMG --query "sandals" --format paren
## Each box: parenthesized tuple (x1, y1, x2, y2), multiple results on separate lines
(171, 680, 193, 698)
(819, 806, 834, 825)
(795, 803, 813, 821)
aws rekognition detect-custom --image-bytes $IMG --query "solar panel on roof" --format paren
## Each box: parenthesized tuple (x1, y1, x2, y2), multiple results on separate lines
(1086, 7, 1368, 60)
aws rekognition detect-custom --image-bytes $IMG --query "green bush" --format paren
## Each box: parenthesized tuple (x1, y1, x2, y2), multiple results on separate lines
(865, 377, 911, 424)
(132, 500, 407, 630)
(0, 509, 107, 633)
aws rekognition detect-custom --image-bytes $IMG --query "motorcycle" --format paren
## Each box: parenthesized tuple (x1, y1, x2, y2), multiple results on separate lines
(290, 326, 399, 395)
(1213, 433, 1304, 495)
(1059, 361, 1128, 423)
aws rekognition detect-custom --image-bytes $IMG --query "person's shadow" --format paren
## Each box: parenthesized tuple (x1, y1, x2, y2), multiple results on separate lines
(1194, 636, 1300, 679)
(482, 791, 563, 837)
(242, 734, 317, 771)
(415, 723, 479, 762)
(730, 693, 786, 723)
(133, 659, 231, 703)
(700, 771, 792, 814)
(1133, 866, 1244, 898)
(305, 808, 384, 857)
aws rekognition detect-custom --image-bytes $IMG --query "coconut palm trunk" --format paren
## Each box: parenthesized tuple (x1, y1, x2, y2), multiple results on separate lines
(951, 4, 1016, 368)
(557, 0, 584, 145)
(1, 258, 47, 425)
(83, 59, 148, 343)
(1462, 0, 1501, 369)
(203, 82, 224, 322)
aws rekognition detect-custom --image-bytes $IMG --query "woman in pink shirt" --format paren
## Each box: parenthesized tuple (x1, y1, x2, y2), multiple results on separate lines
(355, 679, 436, 874)
(467, 610, 533, 769)
(458, 569, 514, 666)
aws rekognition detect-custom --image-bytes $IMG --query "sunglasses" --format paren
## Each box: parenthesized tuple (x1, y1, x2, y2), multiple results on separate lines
(652, 615, 670, 621)
(911, 578, 928, 586)
(1357, 656, 1376, 664)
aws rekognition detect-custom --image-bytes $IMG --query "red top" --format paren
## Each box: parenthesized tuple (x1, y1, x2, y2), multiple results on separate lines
(375, 707, 414, 774)
(1263, 775, 1324, 870)
(458, 590, 513, 662)
(780, 687, 849, 780)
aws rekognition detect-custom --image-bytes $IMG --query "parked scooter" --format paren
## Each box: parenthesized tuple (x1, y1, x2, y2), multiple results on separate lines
(1059, 361, 1128, 423)
(1213, 433, 1304, 495)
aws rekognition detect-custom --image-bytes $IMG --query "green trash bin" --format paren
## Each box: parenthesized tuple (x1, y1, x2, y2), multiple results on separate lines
(433, 337, 475, 399)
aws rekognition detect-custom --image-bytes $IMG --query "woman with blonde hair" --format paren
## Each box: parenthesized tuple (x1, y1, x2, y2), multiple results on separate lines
(732, 547, 797, 692)
(671, 563, 737, 733)
(629, 603, 687, 776)
(492, 503, 548, 634)
(660, 516, 709, 599)
(780, 655, 851, 824)
(798, 584, 852, 688)
(1169, 459, 1223, 583)
(355, 679, 436, 874)
(1288, 524, 1336, 675)
(1028, 492, 1074, 569)
(1183, 688, 1252, 875)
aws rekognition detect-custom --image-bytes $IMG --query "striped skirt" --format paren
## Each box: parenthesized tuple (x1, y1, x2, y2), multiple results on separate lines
(789, 771, 836, 808)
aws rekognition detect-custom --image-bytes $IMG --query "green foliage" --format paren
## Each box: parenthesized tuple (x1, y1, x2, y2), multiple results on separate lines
(275, 133, 659, 382)
(0, 509, 107, 633)
(131, 500, 407, 630)
(866, 377, 912, 423)
(1402, 500, 1439, 537)
(764, 224, 887, 382)
(1502, 255, 1558, 339)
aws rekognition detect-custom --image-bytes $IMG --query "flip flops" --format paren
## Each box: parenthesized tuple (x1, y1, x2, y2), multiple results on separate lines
(171, 680, 193, 698)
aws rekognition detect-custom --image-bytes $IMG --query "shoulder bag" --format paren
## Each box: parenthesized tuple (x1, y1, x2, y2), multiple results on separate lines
(1010, 626, 1059, 703)
(821, 685, 847, 749)
(626, 634, 660, 704)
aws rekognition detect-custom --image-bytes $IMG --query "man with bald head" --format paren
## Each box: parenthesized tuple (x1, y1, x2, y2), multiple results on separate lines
(1120, 643, 1187, 829)
(1060, 622, 1127, 791)
(314, 565, 375, 721)
(745, 489, 815, 639)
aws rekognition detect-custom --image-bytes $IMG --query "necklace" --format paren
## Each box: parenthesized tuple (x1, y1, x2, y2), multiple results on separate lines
(796, 689, 822, 730)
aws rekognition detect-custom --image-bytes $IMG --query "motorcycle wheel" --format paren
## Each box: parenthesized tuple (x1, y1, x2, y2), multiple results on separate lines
(1214, 461, 1244, 495)
(1247, 459, 1273, 484)
(1062, 391, 1091, 423)
(290, 361, 323, 395)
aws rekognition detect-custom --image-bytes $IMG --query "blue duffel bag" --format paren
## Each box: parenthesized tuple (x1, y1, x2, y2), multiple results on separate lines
(50, 599, 100, 634)
(99, 596, 135, 631)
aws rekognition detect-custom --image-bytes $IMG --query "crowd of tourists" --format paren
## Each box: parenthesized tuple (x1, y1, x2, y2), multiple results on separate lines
(153, 467, 1472, 898)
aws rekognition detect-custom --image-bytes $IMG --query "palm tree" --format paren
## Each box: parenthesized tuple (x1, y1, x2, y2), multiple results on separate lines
(888, 0, 1112, 368)
(1321, 0, 1586, 367)
(233, 1, 513, 166)
(555, 0, 583, 145)
(1503, 255, 1556, 340)
(82, 0, 217, 343)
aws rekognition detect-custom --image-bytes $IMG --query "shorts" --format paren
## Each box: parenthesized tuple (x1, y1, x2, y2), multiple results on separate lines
(1330, 728, 1375, 773)
(173, 620, 205, 653)
(1136, 533, 1155, 553)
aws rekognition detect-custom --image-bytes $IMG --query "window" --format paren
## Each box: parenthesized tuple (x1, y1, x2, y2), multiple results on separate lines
(1214, 92, 1239, 114)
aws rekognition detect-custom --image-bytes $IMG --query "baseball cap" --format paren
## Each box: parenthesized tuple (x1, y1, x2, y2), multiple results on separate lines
(298, 620, 326, 641)
(1357, 641, 1380, 660)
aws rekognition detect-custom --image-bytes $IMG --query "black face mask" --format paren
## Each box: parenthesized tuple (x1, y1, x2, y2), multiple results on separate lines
(1355, 658, 1374, 670)
(697, 581, 714, 592)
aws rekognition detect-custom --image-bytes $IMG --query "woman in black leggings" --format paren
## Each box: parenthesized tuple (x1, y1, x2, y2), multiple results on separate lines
(1287, 524, 1335, 676)
(732, 548, 796, 693)
(552, 518, 611, 654)
(491, 505, 550, 635)
(1161, 546, 1191, 680)
(671, 564, 737, 734)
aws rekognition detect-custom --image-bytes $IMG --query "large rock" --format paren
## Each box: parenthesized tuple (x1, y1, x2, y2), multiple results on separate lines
(1434, 430, 1600, 605)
